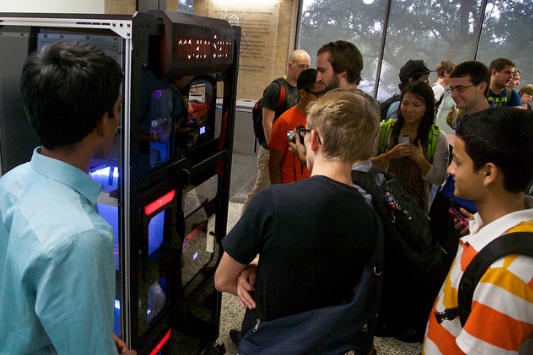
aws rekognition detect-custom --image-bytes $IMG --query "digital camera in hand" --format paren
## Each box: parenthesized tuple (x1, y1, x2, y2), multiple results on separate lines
(287, 125, 306, 145)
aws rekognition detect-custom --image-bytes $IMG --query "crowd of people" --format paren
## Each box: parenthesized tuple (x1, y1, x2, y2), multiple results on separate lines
(1, 35, 532, 355)
(217, 40, 533, 355)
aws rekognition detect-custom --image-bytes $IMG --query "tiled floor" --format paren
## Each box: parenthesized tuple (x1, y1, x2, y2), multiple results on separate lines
(216, 152, 423, 354)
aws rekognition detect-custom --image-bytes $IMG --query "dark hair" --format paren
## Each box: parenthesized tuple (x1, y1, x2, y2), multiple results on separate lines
(488, 58, 515, 73)
(394, 81, 436, 146)
(316, 40, 363, 85)
(297, 68, 318, 92)
(21, 41, 123, 149)
(450, 61, 490, 97)
(457, 107, 533, 193)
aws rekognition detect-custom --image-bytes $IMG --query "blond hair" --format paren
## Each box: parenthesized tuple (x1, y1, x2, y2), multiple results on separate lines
(306, 89, 379, 163)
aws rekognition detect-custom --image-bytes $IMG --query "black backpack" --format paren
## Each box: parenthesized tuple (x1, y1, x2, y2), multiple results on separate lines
(379, 94, 401, 121)
(435, 231, 533, 326)
(252, 78, 288, 148)
(238, 221, 384, 355)
(351, 166, 448, 340)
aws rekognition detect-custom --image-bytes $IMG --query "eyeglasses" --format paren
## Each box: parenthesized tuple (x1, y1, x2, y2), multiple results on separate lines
(446, 84, 474, 94)
(296, 126, 323, 145)
(304, 88, 325, 97)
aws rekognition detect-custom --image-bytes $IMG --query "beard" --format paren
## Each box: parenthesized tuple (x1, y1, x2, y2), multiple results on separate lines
(325, 75, 340, 92)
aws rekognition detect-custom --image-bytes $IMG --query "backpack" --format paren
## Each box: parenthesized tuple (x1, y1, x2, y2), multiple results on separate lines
(351, 166, 447, 340)
(435, 232, 533, 326)
(378, 118, 440, 163)
(379, 94, 401, 121)
(252, 78, 288, 148)
(238, 216, 384, 355)
(431, 83, 445, 112)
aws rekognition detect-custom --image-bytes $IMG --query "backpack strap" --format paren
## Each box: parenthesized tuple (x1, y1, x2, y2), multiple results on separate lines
(431, 83, 445, 111)
(427, 124, 440, 164)
(504, 87, 512, 102)
(378, 119, 394, 155)
(272, 77, 288, 116)
(435, 232, 533, 326)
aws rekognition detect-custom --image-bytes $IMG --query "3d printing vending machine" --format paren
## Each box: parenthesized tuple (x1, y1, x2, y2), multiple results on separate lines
(0, 10, 241, 354)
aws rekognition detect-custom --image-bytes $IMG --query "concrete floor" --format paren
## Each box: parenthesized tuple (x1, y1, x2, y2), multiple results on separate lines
(216, 152, 423, 354)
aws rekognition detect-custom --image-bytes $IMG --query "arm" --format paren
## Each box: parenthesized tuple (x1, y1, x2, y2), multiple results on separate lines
(419, 131, 449, 185)
(509, 90, 523, 109)
(214, 252, 249, 295)
(262, 107, 276, 143)
(457, 264, 533, 354)
(288, 132, 307, 165)
(269, 149, 284, 184)
(371, 142, 412, 171)
(37, 230, 117, 354)
(236, 257, 259, 309)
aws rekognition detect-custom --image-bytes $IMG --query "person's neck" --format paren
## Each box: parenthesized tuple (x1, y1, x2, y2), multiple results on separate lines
(310, 157, 354, 186)
(466, 100, 491, 116)
(489, 81, 504, 94)
(296, 100, 308, 114)
(401, 121, 420, 135)
(476, 191, 526, 228)
(40, 144, 93, 174)
(283, 74, 297, 87)
(437, 77, 447, 86)
(338, 82, 358, 90)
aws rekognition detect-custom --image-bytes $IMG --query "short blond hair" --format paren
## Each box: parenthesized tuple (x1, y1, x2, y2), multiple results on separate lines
(306, 89, 379, 163)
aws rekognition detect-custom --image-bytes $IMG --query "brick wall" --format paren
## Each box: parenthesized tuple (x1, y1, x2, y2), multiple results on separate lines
(105, 0, 135, 14)
(103, 0, 297, 101)
(195, 0, 297, 100)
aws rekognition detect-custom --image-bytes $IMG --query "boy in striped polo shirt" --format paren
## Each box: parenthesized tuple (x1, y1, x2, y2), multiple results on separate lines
(423, 107, 533, 354)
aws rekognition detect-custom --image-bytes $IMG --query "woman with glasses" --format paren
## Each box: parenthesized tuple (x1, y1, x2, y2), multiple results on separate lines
(373, 81, 449, 212)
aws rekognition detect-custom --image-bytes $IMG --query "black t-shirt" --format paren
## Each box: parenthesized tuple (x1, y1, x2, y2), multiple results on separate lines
(261, 77, 299, 117)
(222, 175, 380, 332)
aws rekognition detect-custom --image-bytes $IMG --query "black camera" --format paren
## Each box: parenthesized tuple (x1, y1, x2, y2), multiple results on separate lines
(287, 125, 306, 145)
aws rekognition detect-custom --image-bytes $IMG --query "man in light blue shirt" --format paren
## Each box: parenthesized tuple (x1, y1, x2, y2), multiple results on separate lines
(0, 41, 135, 354)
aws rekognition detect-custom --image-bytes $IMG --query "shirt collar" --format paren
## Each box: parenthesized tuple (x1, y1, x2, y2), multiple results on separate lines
(30, 148, 102, 204)
(461, 196, 533, 251)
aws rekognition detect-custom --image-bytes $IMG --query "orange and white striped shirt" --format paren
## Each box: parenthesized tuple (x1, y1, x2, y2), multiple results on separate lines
(423, 199, 533, 355)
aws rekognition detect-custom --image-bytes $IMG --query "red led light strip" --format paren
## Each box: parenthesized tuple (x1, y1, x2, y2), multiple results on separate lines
(144, 190, 176, 216)
(149, 329, 172, 355)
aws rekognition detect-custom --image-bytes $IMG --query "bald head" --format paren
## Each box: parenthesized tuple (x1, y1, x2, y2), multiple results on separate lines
(286, 49, 311, 83)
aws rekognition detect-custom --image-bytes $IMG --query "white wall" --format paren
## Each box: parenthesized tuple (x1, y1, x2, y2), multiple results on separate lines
(0, 0, 105, 14)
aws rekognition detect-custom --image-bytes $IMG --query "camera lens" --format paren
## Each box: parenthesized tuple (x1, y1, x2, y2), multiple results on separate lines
(287, 130, 296, 143)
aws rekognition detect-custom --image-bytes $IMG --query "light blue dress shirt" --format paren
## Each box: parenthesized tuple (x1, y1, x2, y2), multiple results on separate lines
(0, 148, 116, 354)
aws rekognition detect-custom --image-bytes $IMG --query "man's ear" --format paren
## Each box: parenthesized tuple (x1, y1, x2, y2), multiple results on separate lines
(97, 112, 116, 138)
(298, 88, 307, 100)
(482, 162, 501, 187)
(310, 130, 321, 152)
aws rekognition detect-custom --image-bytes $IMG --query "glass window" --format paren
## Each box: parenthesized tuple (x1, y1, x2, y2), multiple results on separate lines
(298, 0, 531, 104)
(300, 0, 389, 96)
(477, 1, 533, 84)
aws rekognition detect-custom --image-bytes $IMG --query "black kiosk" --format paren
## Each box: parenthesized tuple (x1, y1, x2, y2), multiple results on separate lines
(0, 11, 240, 354)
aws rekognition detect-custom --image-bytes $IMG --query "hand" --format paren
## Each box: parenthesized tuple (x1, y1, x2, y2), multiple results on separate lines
(409, 139, 425, 163)
(113, 334, 137, 354)
(236, 264, 257, 310)
(387, 142, 411, 160)
(455, 207, 474, 235)
(289, 133, 307, 165)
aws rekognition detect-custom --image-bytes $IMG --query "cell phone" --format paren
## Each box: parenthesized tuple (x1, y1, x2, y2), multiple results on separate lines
(448, 207, 469, 228)
(399, 134, 410, 144)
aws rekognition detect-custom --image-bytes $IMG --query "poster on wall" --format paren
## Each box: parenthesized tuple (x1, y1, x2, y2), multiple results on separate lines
(208, 1, 280, 100)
